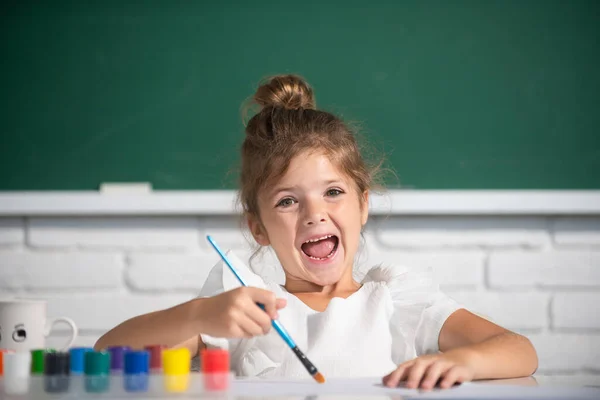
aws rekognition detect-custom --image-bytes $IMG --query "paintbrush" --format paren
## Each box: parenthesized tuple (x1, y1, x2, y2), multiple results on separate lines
(206, 235, 325, 384)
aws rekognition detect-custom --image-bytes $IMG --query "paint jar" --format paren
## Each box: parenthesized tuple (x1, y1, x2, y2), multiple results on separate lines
(3, 351, 31, 395)
(162, 348, 191, 393)
(201, 348, 231, 392)
(44, 351, 70, 393)
(69, 347, 93, 375)
(84, 350, 110, 393)
(31, 348, 55, 375)
(124, 350, 149, 392)
(144, 344, 166, 374)
(0, 349, 15, 395)
(69, 347, 93, 395)
(107, 345, 130, 375)
(145, 344, 166, 393)
(0, 349, 15, 376)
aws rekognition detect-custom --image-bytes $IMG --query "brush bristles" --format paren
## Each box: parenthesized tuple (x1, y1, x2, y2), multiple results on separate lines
(313, 372, 325, 384)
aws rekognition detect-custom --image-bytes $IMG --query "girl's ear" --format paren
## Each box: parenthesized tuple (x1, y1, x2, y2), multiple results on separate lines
(247, 215, 270, 246)
(361, 190, 369, 226)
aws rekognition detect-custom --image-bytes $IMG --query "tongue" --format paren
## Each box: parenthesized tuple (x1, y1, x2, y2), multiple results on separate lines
(302, 237, 336, 258)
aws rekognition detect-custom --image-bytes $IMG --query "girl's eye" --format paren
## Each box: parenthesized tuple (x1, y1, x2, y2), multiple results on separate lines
(276, 197, 296, 207)
(326, 188, 344, 197)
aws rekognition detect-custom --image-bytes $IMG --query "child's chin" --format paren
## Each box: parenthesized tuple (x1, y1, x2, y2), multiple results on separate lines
(306, 264, 346, 286)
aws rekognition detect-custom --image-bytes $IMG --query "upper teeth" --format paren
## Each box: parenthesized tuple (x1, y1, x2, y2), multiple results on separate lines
(304, 235, 333, 244)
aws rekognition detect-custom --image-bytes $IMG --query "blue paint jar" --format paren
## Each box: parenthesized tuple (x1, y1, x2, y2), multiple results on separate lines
(124, 350, 149, 392)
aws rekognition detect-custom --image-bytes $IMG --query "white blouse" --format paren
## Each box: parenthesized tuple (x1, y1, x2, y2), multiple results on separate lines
(197, 250, 462, 379)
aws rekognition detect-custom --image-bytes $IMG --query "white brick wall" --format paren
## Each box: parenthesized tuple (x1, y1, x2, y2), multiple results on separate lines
(43, 294, 194, 331)
(126, 253, 219, 293)
(488, 251, 600, 288)
(445, 292, 549, 331)
(552, 293, 600, 330)
(0, 214, 598, 381)
(0, 251, 123, 291)
(374, 217, 551, 248)
(529, 334, 600, 372)
(553, 217, 600, 246)
(0, 218, 24, 246)
(28, 217, 200, 250)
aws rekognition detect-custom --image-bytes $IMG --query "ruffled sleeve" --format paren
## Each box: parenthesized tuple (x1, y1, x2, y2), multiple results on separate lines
(363, 264, 462, 364)
(196, 250, 267, 350)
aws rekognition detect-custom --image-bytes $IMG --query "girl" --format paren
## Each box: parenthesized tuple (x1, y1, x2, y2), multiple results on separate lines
(95, 75, 538, 389)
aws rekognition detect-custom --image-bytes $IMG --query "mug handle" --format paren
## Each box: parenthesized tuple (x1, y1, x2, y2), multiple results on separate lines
(45, 317, 79, 350)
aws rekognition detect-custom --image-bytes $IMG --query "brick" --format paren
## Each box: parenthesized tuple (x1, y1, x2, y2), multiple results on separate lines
(359, 249, 484, 288)
(0, 218, 24, 245)
(127, 253, 220, 292)
(552, 293, 600, 330)
(528, 334, 600, 372)
(374, 216, 550, 248)
(488, 251, 600, 288)
(198, 216, 256, 250)
(40, 294, 194, 331)
(28, 217, 199, 249)
(0, 251, 123, 290)
(127, 249, 285, 293)
(447, 292, 548, 330)
(553, 217, 600, 246)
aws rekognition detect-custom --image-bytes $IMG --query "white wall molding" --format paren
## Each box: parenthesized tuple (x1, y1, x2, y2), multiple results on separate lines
(1, 190, 599, 216)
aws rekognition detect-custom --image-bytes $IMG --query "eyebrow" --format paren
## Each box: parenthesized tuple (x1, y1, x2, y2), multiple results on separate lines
(271, 180, 343, 197)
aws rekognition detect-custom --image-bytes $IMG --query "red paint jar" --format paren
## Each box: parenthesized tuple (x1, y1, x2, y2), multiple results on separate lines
(201, 349, 230, 392)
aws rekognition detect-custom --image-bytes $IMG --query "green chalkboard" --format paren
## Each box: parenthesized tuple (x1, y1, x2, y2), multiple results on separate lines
(1, 0, 599, 190)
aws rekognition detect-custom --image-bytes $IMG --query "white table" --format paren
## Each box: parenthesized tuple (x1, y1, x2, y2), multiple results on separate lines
(209, 375, 599, 400)
(4, 375, 599, 399)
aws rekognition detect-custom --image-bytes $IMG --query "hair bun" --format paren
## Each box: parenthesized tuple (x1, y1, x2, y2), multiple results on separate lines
(254, 74, 316, 110)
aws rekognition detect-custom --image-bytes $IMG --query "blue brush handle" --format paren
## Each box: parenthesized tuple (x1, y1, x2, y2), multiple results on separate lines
(206, 235, 297, 349)
(255, 303, 296, 348)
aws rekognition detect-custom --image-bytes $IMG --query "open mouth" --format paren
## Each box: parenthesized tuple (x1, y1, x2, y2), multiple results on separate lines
(300, 235, 339, 261)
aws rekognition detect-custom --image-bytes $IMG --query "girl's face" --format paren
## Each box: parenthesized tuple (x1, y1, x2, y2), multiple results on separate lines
(249, 151, 368, 288)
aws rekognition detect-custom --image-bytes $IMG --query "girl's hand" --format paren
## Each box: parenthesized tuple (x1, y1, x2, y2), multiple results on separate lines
(383, 352, 475, 390)
(198, 287, 287, 339)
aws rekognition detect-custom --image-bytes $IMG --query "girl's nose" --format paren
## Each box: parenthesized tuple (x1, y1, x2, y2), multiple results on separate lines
(305, 215, 327, 226)
(303, 200, 328, 226)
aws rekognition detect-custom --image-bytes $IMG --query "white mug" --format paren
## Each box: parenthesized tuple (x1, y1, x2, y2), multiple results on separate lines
(0, 299, 78, 352)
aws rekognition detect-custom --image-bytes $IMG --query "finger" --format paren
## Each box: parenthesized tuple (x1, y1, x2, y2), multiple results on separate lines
(271, 298, 287, 319)
(244, 301, 273, 334)
(247, 288, 279, 319)
(439, 366, 467, 389)
(406, 360, 431, 389)
(383, 362, 412, 387)
(276, 298, 287, 309)
(420, 361, 450, 390)
(237, 314, 266, 338)
(383, 365, 405, 387)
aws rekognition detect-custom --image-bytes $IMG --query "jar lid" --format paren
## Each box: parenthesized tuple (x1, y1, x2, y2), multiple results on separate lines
(162, 348, 190, 376)
(69, 347, 93, 374)
(144, 344, 166, 370)
(3, 352, 30, 378)
(201, 349, 229, 373)
(107, 346, 130, 371)
(31, 348, 55, 374)
(0, 349, 16, 376)
(124, 350, 149, 375)
(84, 351, 110, 375)
(44, 351, 70, 375)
